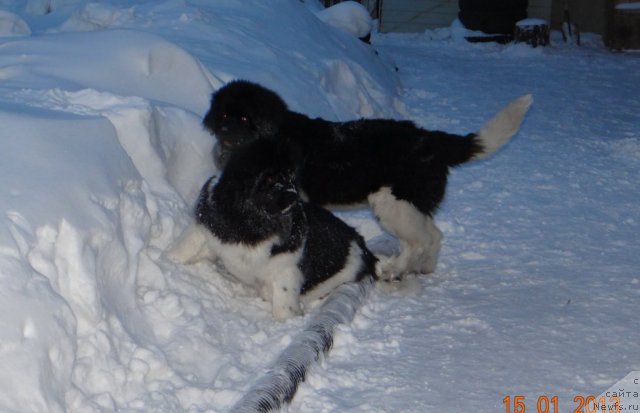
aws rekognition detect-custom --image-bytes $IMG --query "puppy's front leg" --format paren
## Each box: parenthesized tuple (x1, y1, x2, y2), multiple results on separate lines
(271, 269, 303, 321)
(166, 222, 216, 264)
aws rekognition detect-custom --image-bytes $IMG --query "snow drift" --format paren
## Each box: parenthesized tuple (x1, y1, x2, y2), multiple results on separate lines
(0, 1, 400, 411)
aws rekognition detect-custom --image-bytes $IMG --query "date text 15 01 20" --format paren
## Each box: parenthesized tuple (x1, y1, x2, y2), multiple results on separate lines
(502, 395, 621, 413)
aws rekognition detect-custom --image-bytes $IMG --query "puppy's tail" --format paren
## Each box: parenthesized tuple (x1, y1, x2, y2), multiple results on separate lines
(472, 94, 533, 161)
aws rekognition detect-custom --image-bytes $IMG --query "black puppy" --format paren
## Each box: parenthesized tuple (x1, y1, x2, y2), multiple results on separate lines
(204, 80, 532, 278)
(168, 139, 377, 320)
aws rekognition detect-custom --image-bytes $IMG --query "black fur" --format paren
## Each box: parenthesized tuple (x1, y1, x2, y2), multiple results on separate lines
(195, 138, 377, 299)
(204, 80, 484, 216)
(298, 204, 375, 294)
(196, 141, 304, 253)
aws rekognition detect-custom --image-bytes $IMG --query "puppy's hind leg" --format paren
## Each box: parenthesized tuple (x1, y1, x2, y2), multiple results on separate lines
(368, 187, 441, 279)
(421, 216, 443, 274)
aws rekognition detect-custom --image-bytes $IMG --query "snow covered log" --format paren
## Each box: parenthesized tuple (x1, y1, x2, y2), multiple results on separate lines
(514, 18, 550, 47)
(229, 276, 374, 413)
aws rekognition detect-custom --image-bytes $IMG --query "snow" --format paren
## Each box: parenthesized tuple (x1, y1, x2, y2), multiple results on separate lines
(0, 10, 31, 35)
(516, 18, 548, 27)
(0, 1, 639, 413)
(316, 1, 373, 39)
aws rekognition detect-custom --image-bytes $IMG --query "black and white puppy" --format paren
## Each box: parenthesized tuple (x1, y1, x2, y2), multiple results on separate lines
(168, 139, 377, 320)
(204, 81, 532, 278)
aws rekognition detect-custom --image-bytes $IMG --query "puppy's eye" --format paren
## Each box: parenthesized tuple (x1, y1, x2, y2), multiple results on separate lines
(240, 116, 248, 123)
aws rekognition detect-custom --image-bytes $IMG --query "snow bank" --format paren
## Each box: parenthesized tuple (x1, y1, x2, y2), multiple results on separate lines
(0, 106, 140, 412)
(60, 3, 135, 32)
(20, 1, 399, 120)
(2, 29, 214, 115)
(0, 1, 401, 411)
(418, 18, 494, 43)
(0, 79, 220, 410)
(24, 0, 77, 16)
(182, 0, 399, 119)
(0, 10, 31, 35)
(316, 1, 373, 39)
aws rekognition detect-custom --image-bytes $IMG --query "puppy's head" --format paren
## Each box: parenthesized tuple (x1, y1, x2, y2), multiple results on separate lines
(203, 80, 289, 168)
(249, 168, 299, 217)
(229, 165, 302, 246)
(214, 139, 302, 233)
(197, 140, 303, 246)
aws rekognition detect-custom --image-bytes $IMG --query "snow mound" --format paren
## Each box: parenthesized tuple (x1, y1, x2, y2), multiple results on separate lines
(1, 29, 214, 114)
(420, 18, 487, 43)
(316, 1, 373, 39)
(0, 10, 31, 36)
(179, 0, 399, 120)
(0, 1, 403, 411)
(0, 91, 219, 411)
(60, 2, 135, 32)
(25, 0, 69, 15)
(320, 59, 394, 117)
(0, 109, 139, 412)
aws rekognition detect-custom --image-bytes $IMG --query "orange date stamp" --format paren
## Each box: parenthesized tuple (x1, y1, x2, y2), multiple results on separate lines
(502, 395, 622, 413)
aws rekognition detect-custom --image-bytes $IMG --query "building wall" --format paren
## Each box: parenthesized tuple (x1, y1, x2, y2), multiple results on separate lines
(550, 0, 607, 35)
(379, 0, 553, 33)
(529, 0, 553, 21)
(379, 0, 458, 32)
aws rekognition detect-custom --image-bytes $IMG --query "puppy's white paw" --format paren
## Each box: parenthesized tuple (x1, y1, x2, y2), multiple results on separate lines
(420, 255, 438, 274)
(376, 250, 437, 280)
(375, 255, 404, 281)
(376, 275, 424, 296)
(272, 302, 302, 321)
(271, 270, 303, 320)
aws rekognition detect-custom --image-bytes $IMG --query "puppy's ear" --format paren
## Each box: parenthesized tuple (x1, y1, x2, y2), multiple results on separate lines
(255, 102, 286, 137)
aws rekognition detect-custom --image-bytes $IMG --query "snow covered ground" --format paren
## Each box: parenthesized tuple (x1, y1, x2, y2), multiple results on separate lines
(0, 1, 638, 412)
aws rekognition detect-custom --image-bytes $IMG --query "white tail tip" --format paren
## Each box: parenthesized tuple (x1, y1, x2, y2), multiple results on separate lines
(474, 94, 533, 160)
